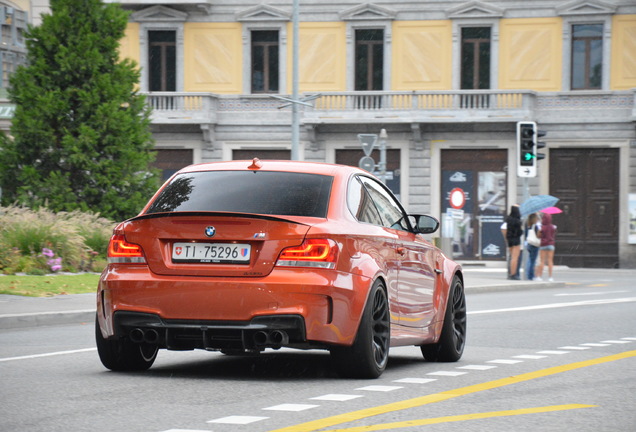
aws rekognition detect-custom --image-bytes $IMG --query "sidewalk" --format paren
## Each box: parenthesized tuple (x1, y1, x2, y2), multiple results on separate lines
(0, 264, 565, 330)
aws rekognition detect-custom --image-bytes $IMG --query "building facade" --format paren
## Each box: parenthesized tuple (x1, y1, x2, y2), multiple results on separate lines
(5, 0, 636, 267)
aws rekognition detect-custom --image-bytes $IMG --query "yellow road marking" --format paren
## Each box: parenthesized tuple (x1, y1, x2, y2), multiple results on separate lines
(268, 350, 635, 432)
(325, 404, 597, 432)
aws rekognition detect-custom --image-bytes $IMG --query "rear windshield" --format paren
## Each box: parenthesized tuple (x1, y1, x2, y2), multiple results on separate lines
(146, 170, 333, 218)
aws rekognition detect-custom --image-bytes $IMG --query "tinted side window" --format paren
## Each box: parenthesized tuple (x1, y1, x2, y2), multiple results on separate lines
(359, 177, 409, 231)
(146, 171, 333, 218)
(347, 176, 383, 225)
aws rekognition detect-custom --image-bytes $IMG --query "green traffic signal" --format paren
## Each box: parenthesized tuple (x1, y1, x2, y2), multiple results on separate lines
(523, 152, 534, 161)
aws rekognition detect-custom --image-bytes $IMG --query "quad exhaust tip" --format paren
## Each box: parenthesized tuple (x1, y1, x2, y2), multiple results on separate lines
(253, 330, 289, 348)
(129, 328, 160, 344)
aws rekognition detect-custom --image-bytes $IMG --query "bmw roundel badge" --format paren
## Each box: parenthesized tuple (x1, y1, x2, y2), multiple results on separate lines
(205, 226, 216, 237)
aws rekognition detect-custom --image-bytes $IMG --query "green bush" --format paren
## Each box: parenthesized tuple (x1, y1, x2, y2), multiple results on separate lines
(0, 206, 115, 275)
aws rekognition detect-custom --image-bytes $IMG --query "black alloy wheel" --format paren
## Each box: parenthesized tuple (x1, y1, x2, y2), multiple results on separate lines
(421, 276, 466, 362)
(331, 280, 390, 378)
(95, 315, 158, 372)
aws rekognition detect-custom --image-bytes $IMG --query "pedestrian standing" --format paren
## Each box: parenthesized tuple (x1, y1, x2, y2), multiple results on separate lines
(524, 213, 541, 280)
(535, 212, 557, 281)
(501, 205, 523, 280)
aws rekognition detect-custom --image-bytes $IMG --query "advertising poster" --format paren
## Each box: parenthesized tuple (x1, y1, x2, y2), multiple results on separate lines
(441, 170, 506, 260)
(441, 170, 473, 259)
(477, 172, 506, 259)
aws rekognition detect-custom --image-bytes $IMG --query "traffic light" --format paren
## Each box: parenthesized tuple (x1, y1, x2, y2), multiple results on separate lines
(536, 128, 547, 162)
(516, 121, 546, 178)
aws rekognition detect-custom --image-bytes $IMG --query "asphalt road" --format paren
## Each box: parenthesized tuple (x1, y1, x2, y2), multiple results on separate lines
(1, 269, 634, 432)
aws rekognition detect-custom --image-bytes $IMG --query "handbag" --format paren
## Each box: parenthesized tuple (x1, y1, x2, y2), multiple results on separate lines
(526, 224, 541, 247)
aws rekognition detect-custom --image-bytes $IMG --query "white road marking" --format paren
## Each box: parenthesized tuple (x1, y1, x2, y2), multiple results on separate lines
(207, 416, 269, 425)
(457, 365, 497, 370)
(468, 297, 636, 315)
(160, 430, 211, 432)
(356, 385, 403, 392)
(165, 336, 634, 432)
(263, 404, 319, 412)
(393, 377, 439, 383)
(487, 359, 523, 365)
(554, 291, 628, 297)
(0, 348, 96, 362)
(426, 371, 467, 376)
(310, 394, 363, 401)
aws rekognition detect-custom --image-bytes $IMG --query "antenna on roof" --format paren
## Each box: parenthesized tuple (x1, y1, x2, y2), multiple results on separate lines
(248, 158, 263, 170)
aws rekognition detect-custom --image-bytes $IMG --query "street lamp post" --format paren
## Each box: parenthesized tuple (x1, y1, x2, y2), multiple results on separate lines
(291, 0, 300, 161)
(379, 128, 387, 184)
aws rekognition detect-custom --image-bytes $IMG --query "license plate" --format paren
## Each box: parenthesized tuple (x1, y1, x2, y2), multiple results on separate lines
(172, 242, 251, 264)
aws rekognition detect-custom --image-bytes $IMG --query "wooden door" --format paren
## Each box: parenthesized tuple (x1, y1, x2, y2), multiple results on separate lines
(549, 148, 619, 268)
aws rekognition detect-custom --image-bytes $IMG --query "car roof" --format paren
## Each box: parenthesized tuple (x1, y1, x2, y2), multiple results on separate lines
(176, 159, 367, 178)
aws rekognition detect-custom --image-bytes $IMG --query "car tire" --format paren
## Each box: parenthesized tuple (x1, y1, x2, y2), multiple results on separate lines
(331, 280, 390, 378)
(421, 275, 466, 362)
(95, 315, 158, 371)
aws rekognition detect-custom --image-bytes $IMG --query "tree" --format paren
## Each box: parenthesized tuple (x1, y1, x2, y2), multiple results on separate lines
(0, 0, 159, 221)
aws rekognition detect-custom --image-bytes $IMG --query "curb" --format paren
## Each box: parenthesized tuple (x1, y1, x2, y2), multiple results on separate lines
(0, 310, 95, 329)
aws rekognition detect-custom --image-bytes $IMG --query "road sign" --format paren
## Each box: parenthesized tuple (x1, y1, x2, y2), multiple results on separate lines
(358, 156, 376, 172)
(357, 134, 377, 156)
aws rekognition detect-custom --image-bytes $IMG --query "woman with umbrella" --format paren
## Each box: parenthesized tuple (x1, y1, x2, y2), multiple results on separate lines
(501, 205, 523, 280)
(536, 212, 557, 281)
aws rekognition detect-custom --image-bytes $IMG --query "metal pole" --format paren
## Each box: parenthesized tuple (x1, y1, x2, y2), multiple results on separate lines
(291, 0, 300, 160)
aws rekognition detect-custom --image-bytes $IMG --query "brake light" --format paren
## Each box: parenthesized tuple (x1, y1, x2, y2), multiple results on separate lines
(107, 235, 146, 264)
(276, 239, 338, 269)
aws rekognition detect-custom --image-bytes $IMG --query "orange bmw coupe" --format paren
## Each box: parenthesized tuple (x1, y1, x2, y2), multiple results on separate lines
(96, 159, 466, 378)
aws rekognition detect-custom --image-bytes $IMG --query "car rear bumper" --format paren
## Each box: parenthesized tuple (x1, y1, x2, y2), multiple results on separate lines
(113, 311, 309, 351)
(97, 265, 372, 347)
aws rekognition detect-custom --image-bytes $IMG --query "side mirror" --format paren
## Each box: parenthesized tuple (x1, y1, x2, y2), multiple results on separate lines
(410, 214, 440, 234)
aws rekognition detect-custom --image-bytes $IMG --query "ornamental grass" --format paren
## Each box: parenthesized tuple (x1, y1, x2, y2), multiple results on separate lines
(0, 206, 115, 275)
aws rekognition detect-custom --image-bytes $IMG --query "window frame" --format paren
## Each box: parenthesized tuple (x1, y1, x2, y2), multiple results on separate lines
(250, 30, 280, 94)
(131, 7, 186, 93)
(241, 23, 287, 95)
(570, 23, 604, 90)
(560, 14, 611, 91)
(460, 26, 492, 90)
(451, 20, 499, 90)
(354, 28, 385, 91)
(345, 21, 391, 91)
(148, 30, 177, 92)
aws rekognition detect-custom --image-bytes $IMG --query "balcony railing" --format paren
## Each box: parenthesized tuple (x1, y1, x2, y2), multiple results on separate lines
(144, 92, 217, 123)
(312, 91, 529, 111)
(142, 89, 635, 125)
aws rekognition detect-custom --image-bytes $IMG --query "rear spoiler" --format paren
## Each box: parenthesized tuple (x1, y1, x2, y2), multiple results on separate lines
(128, 211, 310, 226)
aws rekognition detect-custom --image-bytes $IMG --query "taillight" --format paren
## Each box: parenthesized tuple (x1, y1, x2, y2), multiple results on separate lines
(276, 239, 338, 269)
(107, 234, 147, 264)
